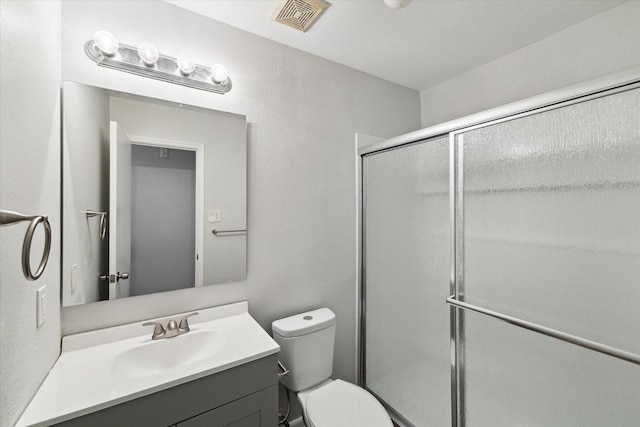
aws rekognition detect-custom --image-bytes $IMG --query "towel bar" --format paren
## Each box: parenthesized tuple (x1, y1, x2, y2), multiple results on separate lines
(212, 229, 246, 236)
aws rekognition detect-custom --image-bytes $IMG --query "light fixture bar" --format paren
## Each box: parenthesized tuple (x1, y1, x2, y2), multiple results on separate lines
(84, 40, 232, 94)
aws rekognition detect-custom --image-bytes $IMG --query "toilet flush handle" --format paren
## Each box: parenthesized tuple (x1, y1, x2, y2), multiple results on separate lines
(277, 361, 290, 380)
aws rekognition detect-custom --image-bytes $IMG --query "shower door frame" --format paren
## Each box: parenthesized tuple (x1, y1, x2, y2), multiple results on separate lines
(358, 65, 640, 427)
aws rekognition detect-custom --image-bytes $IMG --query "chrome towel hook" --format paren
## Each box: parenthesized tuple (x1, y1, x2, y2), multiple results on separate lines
(0, 210, 52, 281)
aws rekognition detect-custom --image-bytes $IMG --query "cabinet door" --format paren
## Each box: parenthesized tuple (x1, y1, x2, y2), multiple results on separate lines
(178, 385, 277, 427)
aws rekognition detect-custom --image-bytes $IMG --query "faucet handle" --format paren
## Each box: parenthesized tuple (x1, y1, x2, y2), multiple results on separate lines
(142, 321, 165, 340)
(178, 312, 199, 332)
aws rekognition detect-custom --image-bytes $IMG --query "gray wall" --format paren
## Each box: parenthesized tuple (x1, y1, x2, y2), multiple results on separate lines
(0, 1, 62, 426)
(130, 145, 196, 295)
(60, 0, 421, 388)
(419, 0, 640, 127)
(62, 82, 110, 306)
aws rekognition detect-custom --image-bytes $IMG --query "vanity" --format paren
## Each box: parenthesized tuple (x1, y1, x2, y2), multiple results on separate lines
(16, 302, 280, 427)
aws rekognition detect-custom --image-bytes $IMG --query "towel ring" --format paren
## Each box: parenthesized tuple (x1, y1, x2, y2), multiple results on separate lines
(0, 210, 52, 281)
(22, 216, 52, 280)
(85, 210, 108, 240)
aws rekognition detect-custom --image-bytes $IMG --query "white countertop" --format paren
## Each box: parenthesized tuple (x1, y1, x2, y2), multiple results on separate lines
(16, 301, 280, 427)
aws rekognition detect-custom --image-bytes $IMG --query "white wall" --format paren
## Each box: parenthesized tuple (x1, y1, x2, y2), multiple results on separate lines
(60, 0, 420, 388)
(420, 1, 640, 127)
(62, 82, 110, 306)
(0, 1, 62, 426)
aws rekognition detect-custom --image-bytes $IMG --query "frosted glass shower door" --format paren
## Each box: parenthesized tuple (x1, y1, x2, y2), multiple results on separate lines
(363, 136, 450, 426)
(454, 87, 640, 426)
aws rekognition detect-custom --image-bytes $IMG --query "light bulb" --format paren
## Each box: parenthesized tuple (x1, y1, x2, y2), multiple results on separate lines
(177, 53, 196, 75)
(383, 0, 412, 9)
(137, 42, 159, 66)
(210, 64, 228, 84)
(93, 31, 119, 56)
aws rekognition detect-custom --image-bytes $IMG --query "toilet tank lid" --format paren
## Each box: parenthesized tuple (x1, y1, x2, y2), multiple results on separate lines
(272, 308, 336, 338)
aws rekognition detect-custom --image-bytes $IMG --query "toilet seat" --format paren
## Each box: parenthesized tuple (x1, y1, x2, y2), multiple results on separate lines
(305, 379, 393, 427)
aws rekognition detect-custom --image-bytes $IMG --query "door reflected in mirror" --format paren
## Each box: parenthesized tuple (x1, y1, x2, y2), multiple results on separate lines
(62, 81, 247, 307)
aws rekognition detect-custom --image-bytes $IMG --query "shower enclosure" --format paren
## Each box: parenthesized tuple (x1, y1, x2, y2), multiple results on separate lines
(359, 70, 640, 426)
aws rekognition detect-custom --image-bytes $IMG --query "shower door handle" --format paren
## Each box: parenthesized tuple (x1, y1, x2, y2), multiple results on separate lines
(446, 295, 640, 365)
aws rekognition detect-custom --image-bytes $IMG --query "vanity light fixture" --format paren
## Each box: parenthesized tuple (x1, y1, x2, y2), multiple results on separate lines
(85, 31, 232, 94)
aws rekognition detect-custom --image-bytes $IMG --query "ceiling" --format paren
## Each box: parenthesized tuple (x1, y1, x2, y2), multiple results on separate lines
(165, 0, 625, 92)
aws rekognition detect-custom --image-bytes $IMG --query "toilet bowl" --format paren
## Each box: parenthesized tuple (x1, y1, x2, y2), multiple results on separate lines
(272, 308, 393, 427)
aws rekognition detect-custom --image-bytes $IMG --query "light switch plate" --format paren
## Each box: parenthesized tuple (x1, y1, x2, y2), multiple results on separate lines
(208, 210, 221, 223)
(36, 285, 47, 327)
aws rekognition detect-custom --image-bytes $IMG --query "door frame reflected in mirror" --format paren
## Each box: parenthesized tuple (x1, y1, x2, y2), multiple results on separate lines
(108, 129, 206, 300)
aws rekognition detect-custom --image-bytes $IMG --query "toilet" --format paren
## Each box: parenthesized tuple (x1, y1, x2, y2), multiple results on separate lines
(272, 308, 393, 427)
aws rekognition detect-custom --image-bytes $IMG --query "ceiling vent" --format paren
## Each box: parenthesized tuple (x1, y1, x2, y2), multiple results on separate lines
(271, 0, 330, 33)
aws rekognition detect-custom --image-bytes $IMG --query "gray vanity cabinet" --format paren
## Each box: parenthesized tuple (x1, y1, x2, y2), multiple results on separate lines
(53, 355, 278, 427)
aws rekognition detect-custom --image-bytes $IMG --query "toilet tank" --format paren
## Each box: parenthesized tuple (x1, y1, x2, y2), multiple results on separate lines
(272, 308, 336, 392)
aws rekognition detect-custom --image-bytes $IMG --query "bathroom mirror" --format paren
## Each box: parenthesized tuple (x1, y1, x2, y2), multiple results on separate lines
(62, 81, 247, 307)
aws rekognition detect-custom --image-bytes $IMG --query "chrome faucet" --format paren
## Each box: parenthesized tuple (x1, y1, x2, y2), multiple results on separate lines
(142, 312, 199, 340)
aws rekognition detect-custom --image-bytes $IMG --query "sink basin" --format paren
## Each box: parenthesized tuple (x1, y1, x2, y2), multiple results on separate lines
(112, 329, 226, 379)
